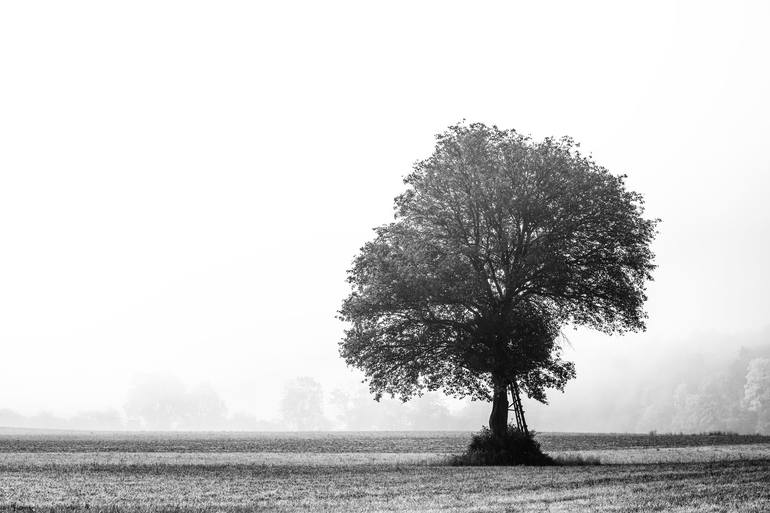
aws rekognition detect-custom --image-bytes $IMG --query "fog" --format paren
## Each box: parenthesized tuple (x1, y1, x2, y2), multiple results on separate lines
(2, 330, 769, 433)
(1, 1, 769, 433)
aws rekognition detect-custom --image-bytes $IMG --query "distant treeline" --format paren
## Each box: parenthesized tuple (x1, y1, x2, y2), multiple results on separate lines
(1, 343, 769, 434)
(523, 342, 770, 435)
(641, 345, 770, 434)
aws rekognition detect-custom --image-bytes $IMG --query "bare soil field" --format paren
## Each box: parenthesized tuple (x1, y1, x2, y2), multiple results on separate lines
(0, 431, 768, 512)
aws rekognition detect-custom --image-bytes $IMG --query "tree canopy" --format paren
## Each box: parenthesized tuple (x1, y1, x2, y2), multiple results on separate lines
(339, 123, 658, 435)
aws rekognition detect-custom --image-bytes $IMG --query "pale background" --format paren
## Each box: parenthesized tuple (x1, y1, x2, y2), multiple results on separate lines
(1, 1, 768, 431)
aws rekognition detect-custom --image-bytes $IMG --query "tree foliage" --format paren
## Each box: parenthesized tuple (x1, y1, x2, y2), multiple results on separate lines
(339, 123, 658, 413)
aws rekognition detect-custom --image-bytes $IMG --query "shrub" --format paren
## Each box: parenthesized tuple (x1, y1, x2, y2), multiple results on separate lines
(450, 426, 556, 466)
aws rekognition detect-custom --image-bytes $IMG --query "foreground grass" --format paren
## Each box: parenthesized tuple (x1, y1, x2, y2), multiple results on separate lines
(1, 433, 769, 512)
(0, 458, 768, 512)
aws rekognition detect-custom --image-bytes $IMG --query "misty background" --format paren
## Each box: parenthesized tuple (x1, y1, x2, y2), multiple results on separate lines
(1, 1, 769, 434)
(2, 330, 770, 433)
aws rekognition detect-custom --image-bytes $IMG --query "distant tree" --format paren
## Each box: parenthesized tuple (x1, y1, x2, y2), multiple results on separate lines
(179, 383, 228, 430)
(124, 374, 190, 429)
(331, 387, 455, 430)
(339, 123, 658, 438)
(0, 409, 26, 429)
(124, 374, 228, 430)
(743, 358, 770, 433)
(330, 387, 412, 430)
(404, 393, 455, 431)
(281, 377, 329, 431)
(672, 382, 728, 433)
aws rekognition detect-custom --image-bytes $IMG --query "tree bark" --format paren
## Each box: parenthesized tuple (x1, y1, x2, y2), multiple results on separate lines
(489, 383, 509, 438)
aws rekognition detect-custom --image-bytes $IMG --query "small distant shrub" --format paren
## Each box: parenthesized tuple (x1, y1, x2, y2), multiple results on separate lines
(450, 426, 556, 466)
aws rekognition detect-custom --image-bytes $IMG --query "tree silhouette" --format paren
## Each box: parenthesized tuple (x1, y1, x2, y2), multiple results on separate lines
(339, 123, 658, 438)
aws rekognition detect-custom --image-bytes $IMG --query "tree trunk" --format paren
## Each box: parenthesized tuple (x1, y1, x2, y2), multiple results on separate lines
(489, 383, 509, 438)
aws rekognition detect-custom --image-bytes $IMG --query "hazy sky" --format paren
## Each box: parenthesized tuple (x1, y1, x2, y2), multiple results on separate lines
(1, 1, 769, 422)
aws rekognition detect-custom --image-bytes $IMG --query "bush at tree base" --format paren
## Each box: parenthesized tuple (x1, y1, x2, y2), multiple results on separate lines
(450, 426, 556, 466)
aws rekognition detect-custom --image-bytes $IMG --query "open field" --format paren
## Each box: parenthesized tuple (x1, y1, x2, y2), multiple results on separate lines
(1, 444, 770, 468)
(0, 432, 768, 512)
(1, 430, 768, 453)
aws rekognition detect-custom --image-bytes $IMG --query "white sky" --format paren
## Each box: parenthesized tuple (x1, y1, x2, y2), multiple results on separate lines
(1, 1, 769, 420)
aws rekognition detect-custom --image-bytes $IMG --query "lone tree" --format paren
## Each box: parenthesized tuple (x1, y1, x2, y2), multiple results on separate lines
(339, 123, 657, 438)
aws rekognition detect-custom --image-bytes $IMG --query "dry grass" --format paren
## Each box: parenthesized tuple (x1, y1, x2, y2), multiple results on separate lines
(0, 459, 768, 512)
(0, 443, 768, 469)
(0, 432, 768, 511)
(0, 451, 451, 469)
(0, 431, 468, 453)
(550, 444, 770, 465)
(1, 431, 768, 453)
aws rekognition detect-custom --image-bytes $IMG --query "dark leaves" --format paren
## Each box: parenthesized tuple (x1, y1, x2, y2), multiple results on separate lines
(339, 122, 657, 404)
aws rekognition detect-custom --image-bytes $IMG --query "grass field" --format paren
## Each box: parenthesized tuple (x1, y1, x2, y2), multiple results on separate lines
(0, 431, 768, 512)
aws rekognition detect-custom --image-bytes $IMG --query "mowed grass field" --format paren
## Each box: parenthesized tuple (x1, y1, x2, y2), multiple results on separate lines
(0, 431, 769, 512)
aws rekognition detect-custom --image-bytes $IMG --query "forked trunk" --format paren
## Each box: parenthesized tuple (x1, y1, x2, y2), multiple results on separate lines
(488, 384, 509, 438)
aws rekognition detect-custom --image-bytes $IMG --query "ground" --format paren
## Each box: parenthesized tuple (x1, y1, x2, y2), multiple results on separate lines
(0, 431, 768, 512)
